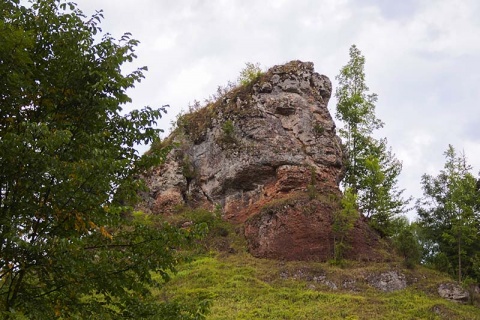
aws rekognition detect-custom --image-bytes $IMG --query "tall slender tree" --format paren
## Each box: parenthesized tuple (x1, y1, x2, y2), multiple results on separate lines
(335, 45, 383, 194)
(335, 45, 408, 236)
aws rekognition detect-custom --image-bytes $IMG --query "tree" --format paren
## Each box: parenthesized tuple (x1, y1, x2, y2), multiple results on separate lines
(358, 139, 407, 236)
(335, 45, 383, 193)
(335, 45, 408, 236)
(0, 1, 208, 318)
(391, 217, 422, 268)
(417, 145, 480, 282)
(332, 188, 358, 263)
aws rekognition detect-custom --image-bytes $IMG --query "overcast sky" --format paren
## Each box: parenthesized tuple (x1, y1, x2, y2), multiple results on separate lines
(74, 0, 480, 218)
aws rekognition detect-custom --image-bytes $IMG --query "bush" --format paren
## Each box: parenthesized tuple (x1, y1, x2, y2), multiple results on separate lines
(238, 62, 263, 86)
(313, 123, 325, 136)
(392, 218, 422, 268)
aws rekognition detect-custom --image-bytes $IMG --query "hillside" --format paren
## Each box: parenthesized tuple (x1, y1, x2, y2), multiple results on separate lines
(139, 206, 479, 319)
(157, 251, 480, 319)
(139, 61, 480, 319)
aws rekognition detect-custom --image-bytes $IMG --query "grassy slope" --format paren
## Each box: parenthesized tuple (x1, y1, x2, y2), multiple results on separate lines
(152, 210, 479, 319)
(157, 251, 480, 320)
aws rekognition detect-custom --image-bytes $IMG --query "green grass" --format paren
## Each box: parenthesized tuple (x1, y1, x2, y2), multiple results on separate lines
(157, 252, 480, 320)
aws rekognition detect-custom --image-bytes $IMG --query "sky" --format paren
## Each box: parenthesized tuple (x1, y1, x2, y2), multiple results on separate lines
(73, 0, 480, 218)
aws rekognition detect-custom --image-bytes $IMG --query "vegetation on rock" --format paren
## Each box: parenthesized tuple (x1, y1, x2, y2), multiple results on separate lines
(237, 62, 263, 86)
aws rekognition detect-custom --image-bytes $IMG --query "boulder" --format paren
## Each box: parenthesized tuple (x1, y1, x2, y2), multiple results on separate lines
(367, 271, 407, 292)
(438, 283, 470, 302)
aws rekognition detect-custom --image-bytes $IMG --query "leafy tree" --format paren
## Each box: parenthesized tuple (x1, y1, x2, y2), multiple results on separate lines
(335, 45, 408, 236)
(417, 145, 480, 282)
(335, 45, 383, 192)
(332, 188, 358, 262)
(391, 217, 422, 268)
(359, 139, 407, 236)
(0, 1, 208, 318)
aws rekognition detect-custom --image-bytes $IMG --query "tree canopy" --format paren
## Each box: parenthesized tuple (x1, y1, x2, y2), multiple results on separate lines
(335, 45, 408, 236)
(417, 145, 480, 282)
(0, 0, 207, 318)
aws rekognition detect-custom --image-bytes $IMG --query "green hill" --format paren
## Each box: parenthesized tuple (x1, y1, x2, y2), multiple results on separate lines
(153, 218, 480, 320)
(157, 251, 479, 319)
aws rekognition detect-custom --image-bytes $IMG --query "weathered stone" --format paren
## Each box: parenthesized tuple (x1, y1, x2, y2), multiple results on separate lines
(139, 60, 384, 261)
(438, 283, 470, 302)
(367, 271, 407, 292)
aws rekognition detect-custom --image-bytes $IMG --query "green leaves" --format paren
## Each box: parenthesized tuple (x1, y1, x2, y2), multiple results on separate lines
(392, 218, 422, 269)
(332, 188, 358, 262)
(335, 45, 408, 237)
(335, 45, 383, 137)
(417, 145, 480, 281)
(238, 62, 263, 86)
(0, 1, 202, 318)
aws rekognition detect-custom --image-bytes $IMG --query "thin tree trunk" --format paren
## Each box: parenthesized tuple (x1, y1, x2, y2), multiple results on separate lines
(458, 236, 462, 283)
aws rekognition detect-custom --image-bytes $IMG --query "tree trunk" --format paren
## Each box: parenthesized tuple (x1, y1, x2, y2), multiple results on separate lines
(458, 237, 462, 283)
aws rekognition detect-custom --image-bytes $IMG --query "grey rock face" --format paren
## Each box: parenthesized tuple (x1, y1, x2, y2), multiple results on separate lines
(140, 60, 344, 223)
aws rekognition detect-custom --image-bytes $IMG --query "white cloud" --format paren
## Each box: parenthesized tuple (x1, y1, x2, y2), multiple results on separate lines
(72, 0, 480, 219)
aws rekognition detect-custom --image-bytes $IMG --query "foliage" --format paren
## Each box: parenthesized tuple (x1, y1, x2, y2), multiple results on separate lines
(360, 139, 408, 237)
(217, 119, 237, 147)
(181, 155, 197, 179)
(391, 217, 422, 269)
(0, 0, 207, 318)
(313, 123, 325, 136)
(222, 120, 234, 137)
(237, 62, 263, 86)
(416, 145, 480, 282)
(332, 189, 358, 262)
(175, 105, 216, 144)
(335, 45, 409, 236)
(335, 45, 383, 191)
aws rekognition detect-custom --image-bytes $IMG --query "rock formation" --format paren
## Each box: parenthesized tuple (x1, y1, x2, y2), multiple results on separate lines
(437, 283, 470, 302)
(139, 60, 384, 261)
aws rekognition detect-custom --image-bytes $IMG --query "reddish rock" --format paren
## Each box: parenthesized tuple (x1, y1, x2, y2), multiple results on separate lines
(244, 194, 383, 261)
(139, 60, 386, 261)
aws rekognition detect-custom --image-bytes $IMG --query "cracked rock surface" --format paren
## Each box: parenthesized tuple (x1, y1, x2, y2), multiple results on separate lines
(138, 60, 383, 261)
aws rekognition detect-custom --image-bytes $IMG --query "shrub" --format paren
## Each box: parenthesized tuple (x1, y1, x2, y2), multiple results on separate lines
(313, 123, 325, 136)
(238, 62, 263, 86)
(181, 155, 196, 179)
(221, 120, 235, 142)
(391, 217, 422, 269)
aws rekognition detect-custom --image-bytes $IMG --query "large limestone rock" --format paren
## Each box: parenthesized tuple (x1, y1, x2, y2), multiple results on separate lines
(139, 60, 383, 261)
